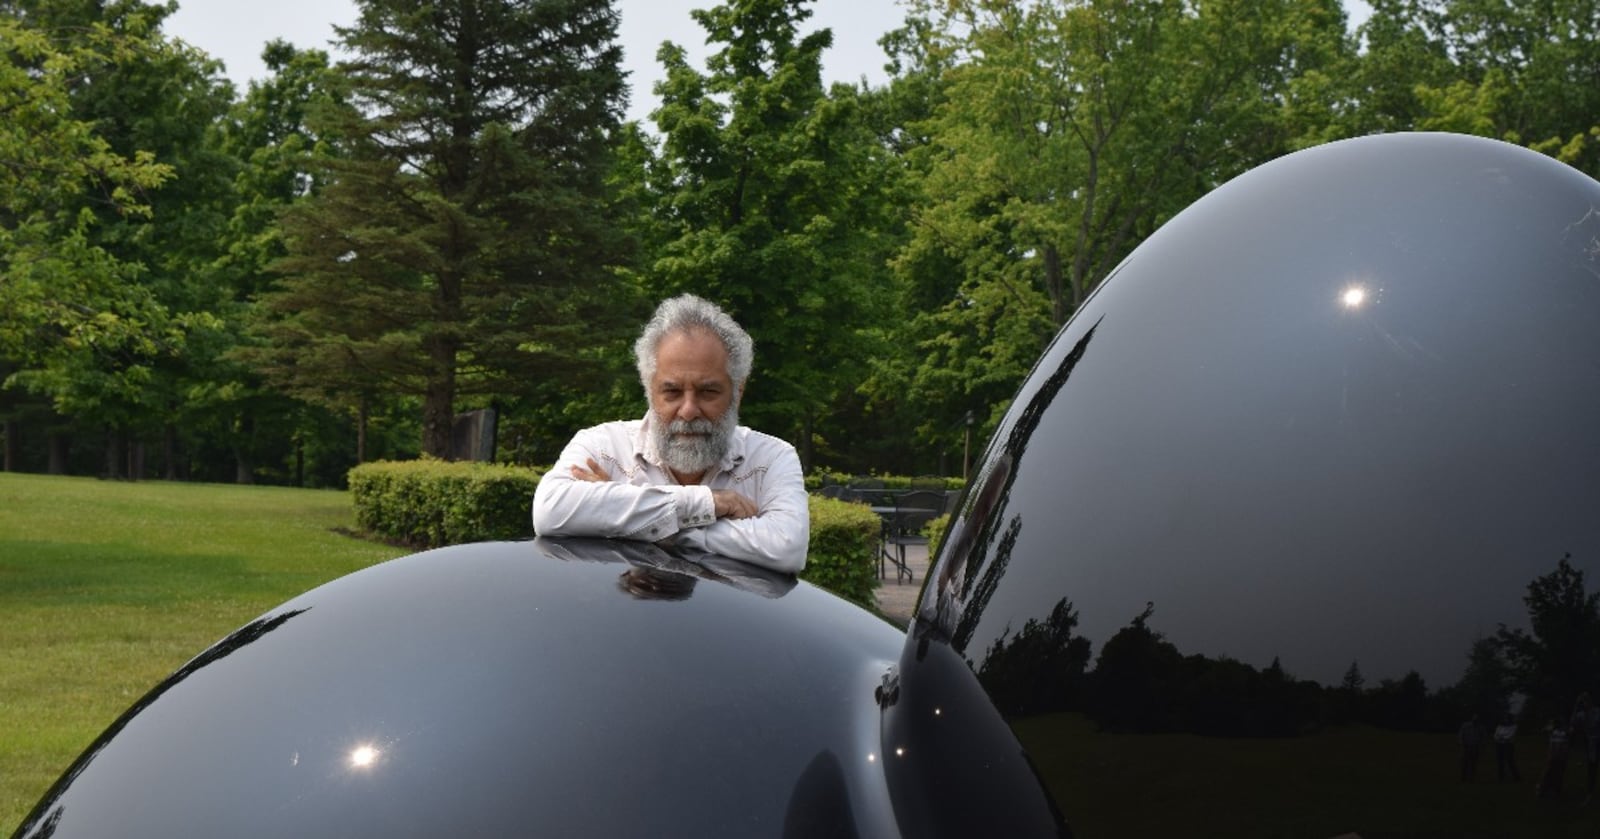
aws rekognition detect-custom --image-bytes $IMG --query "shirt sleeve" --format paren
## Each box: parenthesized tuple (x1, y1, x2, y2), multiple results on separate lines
(531, 428, 715, 541)
(670, 440, 810, 574)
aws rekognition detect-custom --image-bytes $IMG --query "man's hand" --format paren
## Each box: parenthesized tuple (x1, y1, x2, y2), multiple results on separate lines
(712, 489, 758, 520)
(571, 458, 611, 482)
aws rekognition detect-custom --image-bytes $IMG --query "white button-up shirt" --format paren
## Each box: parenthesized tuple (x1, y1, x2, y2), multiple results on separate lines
(531, 416, 809, 573)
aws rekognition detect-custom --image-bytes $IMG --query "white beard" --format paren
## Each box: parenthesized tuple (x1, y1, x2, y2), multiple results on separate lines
(654, 404, 738, 478)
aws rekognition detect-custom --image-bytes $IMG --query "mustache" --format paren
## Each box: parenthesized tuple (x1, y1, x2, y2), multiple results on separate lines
(667, 419, 717, 435)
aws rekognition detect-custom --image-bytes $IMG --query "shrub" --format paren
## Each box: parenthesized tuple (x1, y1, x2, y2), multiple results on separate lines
(925, 514, 951, 559)
(801, 496, 882, 607)
(349, 460, 542, 548)
(805, 471, 966, 492)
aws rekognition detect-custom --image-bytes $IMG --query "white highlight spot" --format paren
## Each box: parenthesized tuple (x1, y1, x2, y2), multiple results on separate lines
(350, 744, 380, 769)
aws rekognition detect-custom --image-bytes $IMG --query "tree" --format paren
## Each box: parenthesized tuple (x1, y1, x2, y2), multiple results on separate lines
(1494, 554, 1600, 723)
(1444, 636, 1514, 722)
(977, 597, 1094, 716)
(1354, 0, 1600, 177)
(877, 0, 1350, 454)
(637, 0, 901, 470)
(0, 4, 184, 476)
(262, 0, 636, 459)
(189, 41, 373, 483)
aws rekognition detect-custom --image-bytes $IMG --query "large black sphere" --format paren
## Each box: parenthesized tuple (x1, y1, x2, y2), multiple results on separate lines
(895, 133, 1600, 836)
(15, 539, 903, 837)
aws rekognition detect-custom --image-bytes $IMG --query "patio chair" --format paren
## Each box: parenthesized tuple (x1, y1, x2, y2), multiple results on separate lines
(884, 489, 943, 584)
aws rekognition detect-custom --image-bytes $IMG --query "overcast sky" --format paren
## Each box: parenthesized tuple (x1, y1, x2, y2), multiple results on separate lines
(162, 0, 910, 126)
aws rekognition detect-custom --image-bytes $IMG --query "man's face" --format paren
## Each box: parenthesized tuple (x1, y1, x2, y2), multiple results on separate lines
(649, 330, 740, 477)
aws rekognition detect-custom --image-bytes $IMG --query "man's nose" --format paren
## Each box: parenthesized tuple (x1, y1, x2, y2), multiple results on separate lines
(675, 394, 703, 422)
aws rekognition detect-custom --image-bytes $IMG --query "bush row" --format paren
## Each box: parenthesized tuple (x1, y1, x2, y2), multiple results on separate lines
(348, 460, 545, 549)
(801, 496, 883, 607)
(347, 460, 882, 606)
(804, 470, 966, 492)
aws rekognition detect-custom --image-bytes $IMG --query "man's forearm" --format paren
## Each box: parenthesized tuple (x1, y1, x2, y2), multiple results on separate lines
(672, 489, 809, 573)
(533, 477, 706, 541)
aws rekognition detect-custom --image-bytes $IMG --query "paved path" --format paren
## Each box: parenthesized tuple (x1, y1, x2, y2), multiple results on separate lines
(872, 542, 931, 628)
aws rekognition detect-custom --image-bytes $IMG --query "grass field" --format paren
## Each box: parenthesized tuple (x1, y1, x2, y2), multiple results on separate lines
(0, 472, 407, 835)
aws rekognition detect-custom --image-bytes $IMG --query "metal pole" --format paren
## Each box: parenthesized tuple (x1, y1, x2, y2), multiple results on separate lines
(962, 410, 974, 481)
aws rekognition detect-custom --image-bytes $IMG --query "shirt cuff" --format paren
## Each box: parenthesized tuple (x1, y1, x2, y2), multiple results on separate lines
(676, 485, 717, 529)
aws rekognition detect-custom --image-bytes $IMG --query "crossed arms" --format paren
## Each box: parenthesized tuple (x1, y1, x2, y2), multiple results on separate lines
(531, 426, 809, 574)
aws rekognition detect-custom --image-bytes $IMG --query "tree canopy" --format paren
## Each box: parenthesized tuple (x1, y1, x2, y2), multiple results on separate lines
(258, 0, 636, 458)
(4, 0, 1598, 482)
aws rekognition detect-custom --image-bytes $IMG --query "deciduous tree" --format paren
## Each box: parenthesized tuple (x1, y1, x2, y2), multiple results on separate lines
(637, 0, 900, 470)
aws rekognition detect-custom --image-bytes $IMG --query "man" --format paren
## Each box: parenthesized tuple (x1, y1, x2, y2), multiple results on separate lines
(531, 294, 809, 573)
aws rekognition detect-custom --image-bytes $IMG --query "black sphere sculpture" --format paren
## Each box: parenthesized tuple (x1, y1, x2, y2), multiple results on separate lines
(17, 133, 1600, 838)
(895, 132, 1600, 837)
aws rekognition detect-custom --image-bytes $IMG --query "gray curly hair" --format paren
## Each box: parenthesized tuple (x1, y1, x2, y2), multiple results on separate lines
(634, 294, 754, 395)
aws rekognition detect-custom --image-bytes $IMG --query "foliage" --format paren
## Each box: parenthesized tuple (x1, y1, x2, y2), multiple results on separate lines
(1491, 555, 1600, 725)
(1357, 0, 1600, 176)
(6, 0, 1600, 482)
(636, 0, 901, 470)
(5, 0, 243, 478)
(0, 11, 177, 431)
(260, 0, 638, 459)
(803, 470, 965, 492)
(871, 0, 1353, 454)
(801, 496, 882, 607)
(924, 512, 950, 557)
(348, 459, 543, 547)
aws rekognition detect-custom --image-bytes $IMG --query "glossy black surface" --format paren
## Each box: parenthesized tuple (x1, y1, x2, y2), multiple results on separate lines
(16, 539, 903, 838)
(906, 133, 1600, 836)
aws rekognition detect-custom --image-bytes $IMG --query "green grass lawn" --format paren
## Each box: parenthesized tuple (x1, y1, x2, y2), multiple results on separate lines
(0, 472, 407, 835)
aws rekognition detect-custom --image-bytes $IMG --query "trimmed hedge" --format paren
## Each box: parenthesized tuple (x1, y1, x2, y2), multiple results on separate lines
(801, 496, 882, 607)
(805, 471, 966, 492)
(349, 459, 543, 548)
(925, 514, 951, 560)
(348, 460, 881, 607)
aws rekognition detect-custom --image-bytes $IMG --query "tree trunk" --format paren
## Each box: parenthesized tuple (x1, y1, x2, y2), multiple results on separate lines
(47, 432, 69, 475)
(3, 419, 16, 472)
(422, 336, 458, 459)
(104, 427, 124, 480)
(163, 423, 179, 480)
(357, 396, 369, 464)
(234, 414, 255, 484)
(1044, 244, 1067, 325)
(128, 441, 144, 481)
(799, 411, 814, 475)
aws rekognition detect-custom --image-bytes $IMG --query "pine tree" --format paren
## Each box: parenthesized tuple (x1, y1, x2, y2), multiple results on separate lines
(263, 0, 636, 457)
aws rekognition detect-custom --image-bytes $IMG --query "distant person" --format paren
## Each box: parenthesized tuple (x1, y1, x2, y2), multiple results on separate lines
(1537, 717, 1571, 799)
(532, 294, 808, 573)
(1494, 713, 1521, 782)
(1572, 693, 1600, 798)
(1459, 714, 1483, 781)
